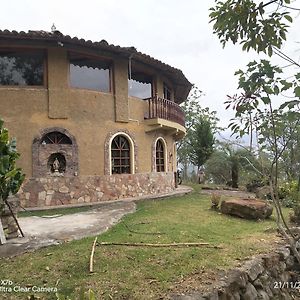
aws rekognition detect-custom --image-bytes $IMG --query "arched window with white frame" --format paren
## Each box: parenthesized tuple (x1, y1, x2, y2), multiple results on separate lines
(156, 138, 166, 172)
(111, 134, 132, 174)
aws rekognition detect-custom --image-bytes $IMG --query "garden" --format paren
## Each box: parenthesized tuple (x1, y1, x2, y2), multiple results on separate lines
(0, 184, 289, 299)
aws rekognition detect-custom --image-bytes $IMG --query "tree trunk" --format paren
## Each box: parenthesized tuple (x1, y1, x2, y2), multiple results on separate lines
(231, 160, 239, 188)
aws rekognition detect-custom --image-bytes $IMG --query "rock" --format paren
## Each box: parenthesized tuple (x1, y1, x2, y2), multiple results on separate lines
(38, 191, 46, 201)
(276, 247, 290, 260)
(220, 198, 273, 220)
(244, 260, 265, 282)
(227, 269, 247, 289)
(255, 186, 271, 200)
(59, 186, 69, 193)
(257, 290, 270, 300)
(242, 282, 258, 300)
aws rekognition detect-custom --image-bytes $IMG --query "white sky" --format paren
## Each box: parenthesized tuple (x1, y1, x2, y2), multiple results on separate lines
(2, 0, 300, 128)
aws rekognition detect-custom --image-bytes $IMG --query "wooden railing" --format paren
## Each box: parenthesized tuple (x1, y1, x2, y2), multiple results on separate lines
(145, 96, 185, 127)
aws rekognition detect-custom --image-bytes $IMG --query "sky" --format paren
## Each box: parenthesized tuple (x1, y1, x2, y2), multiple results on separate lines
(2, 0, 300, 130)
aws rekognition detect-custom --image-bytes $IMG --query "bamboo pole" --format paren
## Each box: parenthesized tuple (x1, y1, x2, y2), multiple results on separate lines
(98, 242, 221, 249)
(89, 237, 98, 273)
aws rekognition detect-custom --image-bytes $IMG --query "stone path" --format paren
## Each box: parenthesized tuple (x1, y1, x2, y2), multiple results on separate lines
(0, 185, 192, 258)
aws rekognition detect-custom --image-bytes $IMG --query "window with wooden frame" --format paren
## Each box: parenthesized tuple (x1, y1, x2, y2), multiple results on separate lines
(0, 48, 45, 86)
(156, 139, 165, 172)
(163, 83, 172, 100)
(69, 52, 111, 92)
(111, 135, 131, 174)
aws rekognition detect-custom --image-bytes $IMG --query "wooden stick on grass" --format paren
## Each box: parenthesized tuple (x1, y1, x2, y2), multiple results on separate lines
(98, 242, 221, 249)
(89, 237, 98, 273)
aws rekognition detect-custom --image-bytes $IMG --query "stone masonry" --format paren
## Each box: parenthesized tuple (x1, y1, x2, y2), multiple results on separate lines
(18, 172, 175, 208)
(171, 245, 300, 300)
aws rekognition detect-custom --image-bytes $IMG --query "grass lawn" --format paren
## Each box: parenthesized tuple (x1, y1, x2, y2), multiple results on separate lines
(18, 205, 97, 218)
(0, 185, 290, 300)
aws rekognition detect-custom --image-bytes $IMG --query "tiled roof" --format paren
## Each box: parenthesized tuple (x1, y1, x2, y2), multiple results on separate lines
(0, 29, 192, 101)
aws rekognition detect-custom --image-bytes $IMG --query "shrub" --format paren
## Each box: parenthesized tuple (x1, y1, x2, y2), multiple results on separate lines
(246, 178, 266, 192)
(210, 193, 221, 210)
(278, 181, 299, 207)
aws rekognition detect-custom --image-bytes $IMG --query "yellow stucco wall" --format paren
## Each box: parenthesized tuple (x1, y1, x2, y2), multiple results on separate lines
(0, 46, 183, 177)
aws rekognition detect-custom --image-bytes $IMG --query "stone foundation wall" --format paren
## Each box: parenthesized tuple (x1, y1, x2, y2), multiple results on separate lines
(18, 172, 175, 208)
(172, 245, 300, 300)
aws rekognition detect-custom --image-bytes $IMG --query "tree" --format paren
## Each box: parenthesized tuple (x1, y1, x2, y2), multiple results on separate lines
(0, 119, 25, 214)
(189, 116, 215, 171)
(177, 86, 220, 178)
(210, 0, 300, 262)
(205, 142, 261, 187)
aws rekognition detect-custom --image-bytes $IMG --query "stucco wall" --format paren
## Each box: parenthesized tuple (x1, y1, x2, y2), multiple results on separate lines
(0, 46, 180, 179)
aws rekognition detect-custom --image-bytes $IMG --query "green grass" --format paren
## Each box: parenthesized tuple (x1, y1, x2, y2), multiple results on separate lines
(0, 185, 290, 300)
(18, 205, 96, 218)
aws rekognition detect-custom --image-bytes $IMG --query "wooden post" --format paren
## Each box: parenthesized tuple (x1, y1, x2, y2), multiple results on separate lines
(0, 219, 6, 245)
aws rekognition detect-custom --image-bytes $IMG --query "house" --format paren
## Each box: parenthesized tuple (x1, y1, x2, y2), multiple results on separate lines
(0, 29, 192, 208)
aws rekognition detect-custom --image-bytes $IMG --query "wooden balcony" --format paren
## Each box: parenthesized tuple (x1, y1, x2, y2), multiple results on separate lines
(144, 96, 186, 139)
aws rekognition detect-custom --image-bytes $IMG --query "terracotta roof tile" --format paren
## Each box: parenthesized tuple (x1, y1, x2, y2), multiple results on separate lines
(0, 29, 192, 101)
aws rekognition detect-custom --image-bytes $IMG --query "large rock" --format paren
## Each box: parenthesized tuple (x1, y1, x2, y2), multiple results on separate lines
(220, 198, 273, 220)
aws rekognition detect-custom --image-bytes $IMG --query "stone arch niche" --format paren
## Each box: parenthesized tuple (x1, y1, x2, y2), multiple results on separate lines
(32, 127, 78, 177)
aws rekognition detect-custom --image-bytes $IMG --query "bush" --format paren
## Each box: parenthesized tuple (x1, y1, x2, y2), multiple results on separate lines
(278, 181, 299, 207)
(290, 201, 300, 224)
(246, 178, 265, 192)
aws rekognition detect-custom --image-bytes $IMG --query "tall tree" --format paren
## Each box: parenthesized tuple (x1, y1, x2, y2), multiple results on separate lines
(177, 86, 220, 178)
(189, 116, 215, 171)
(210, 0, 300, 262)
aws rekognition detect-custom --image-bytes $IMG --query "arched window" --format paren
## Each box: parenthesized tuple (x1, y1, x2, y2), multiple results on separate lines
(111, 135, 131, 174)
(41, 131, 72, 144)
(156, 139, 165, 172)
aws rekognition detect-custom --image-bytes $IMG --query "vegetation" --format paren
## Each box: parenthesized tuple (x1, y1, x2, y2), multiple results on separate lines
(178, 86, 220, 178)
(0, 119, 24, 214)
(210, 0, 300, 261)
(0, 186, 289, 300)
(205, 142, 260, 187)
(18, 205, 97, 218)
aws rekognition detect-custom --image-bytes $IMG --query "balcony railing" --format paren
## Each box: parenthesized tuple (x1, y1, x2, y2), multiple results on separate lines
(145, 96, 185, 127)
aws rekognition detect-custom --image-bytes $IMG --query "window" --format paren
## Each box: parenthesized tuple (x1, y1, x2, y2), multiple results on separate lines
(156, 139, 165, 172)
(111, 135, 131, 174)
(128, 70, 152, 99)
(69, 53, 111, 92)
(163, 83, 172, 100)
(0, 49, 44, 86)
(128, 79, 152, 99)
(41, 131, 72, 144)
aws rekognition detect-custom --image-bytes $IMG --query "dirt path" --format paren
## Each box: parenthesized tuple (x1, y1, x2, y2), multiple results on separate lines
(0, 201, 136, 257)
